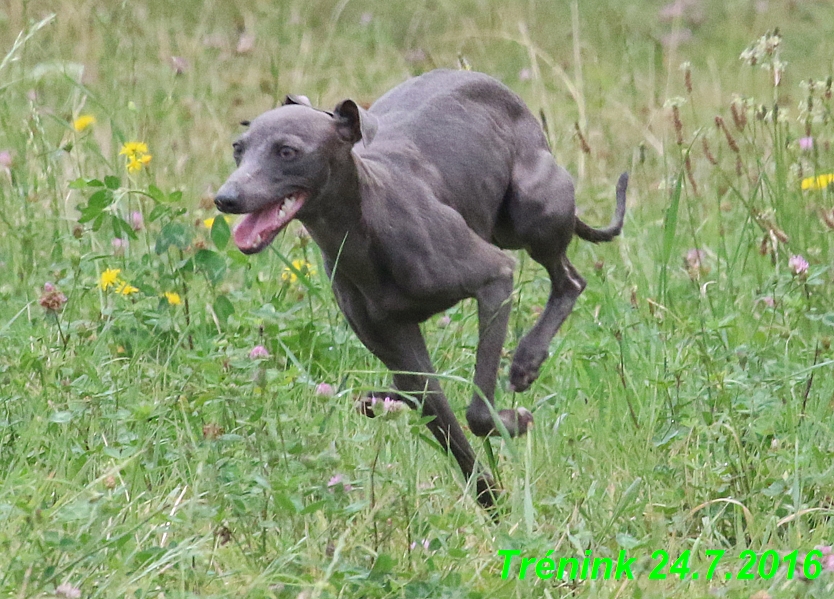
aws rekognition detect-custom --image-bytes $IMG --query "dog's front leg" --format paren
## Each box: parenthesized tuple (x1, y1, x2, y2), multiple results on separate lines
(332, 277, 499, 509)
(463, 256, 534, 438)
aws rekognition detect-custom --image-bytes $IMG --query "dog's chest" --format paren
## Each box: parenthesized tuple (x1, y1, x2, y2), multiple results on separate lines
(329, 242, 461, 324)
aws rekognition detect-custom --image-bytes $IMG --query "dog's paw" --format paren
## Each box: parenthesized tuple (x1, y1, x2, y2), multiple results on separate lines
(509, 361, 542, 392)
(354, 395, 378, 418)
(354, 392, 415, 419)
(514, 407, 534, 435)
(495, 407, 533, 437)
(475, 472, 501, 512)
(509, 347, 547, 392)
(468, 407, 534, 437)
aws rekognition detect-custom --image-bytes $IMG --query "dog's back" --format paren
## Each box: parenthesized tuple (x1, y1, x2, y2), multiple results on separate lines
(359, 69, 550, 240)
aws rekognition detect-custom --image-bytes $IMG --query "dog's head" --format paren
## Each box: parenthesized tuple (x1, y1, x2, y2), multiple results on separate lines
(214, 96, 377, 254)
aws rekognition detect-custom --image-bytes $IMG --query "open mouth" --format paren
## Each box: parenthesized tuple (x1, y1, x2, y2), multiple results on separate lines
(233, 191, 308, 254)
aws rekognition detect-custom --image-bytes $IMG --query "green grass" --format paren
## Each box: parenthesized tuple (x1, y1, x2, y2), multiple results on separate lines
(1, 1, 834, 597)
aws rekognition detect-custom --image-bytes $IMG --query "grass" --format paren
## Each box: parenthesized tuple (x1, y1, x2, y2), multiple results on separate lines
(1, 0, 834, 597)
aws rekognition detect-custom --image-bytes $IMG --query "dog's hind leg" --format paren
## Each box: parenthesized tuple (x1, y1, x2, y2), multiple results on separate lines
(503, 151, 585, 392)
(509, 254, 585, 392)
(504, 173, 625, 392)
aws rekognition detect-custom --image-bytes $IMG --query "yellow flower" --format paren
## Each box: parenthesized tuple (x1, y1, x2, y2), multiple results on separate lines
(126, 155, 142, 173)
(801, 173, 834, 191)
(164, 291, 182, 305)
(120, 141, 152, 173)
(203, 214, 232, 231)
(100, 267, 139, 296)
(281, 259, 316, 283)
(115, 281, 139, 296)
(72, 114, 96, 132)
(203, 215, 230, 229)
(119, 142, 149, 157)
(100, 268, 121, 290)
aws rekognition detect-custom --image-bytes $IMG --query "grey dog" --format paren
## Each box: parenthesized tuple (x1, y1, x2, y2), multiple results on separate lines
(215, 69, 627, 510)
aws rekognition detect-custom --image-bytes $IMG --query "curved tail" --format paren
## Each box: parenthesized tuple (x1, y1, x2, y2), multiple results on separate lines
(574, 172, 628, 243)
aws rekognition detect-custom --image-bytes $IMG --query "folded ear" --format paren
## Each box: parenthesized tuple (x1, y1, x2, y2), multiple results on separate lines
(333, 99, 378, 147)
(282, 94, 312, 107)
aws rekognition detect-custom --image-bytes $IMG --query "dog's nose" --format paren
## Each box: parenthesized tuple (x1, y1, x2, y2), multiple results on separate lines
(214, 183, 241, 213)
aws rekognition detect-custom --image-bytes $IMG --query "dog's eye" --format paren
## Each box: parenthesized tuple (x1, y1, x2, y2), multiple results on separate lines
(278, 146, 297, 160)
(232, 142, 243, 165)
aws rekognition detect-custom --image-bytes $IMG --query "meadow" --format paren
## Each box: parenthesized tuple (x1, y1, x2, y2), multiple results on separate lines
(1, 0, 834, 597)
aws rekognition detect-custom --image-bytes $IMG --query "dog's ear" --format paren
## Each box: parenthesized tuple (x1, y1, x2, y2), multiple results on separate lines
(282, 94, 312, 107)
(333, 99, 378, 147)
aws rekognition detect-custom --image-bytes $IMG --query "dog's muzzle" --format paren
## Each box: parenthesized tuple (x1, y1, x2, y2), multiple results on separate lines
(214, 182, 242, 214)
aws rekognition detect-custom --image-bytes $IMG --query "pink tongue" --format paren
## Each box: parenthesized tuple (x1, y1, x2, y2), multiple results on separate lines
(233, 204, 283, 252)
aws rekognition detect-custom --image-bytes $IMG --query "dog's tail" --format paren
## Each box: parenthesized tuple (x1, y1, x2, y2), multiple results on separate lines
(574, 172, 628, 243)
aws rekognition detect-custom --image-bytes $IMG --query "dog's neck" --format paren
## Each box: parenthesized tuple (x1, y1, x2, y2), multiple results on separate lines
(299, 153, 371, 274)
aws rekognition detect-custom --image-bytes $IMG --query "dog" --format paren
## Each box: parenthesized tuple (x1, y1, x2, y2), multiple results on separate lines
(215, 69, 627, 510)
